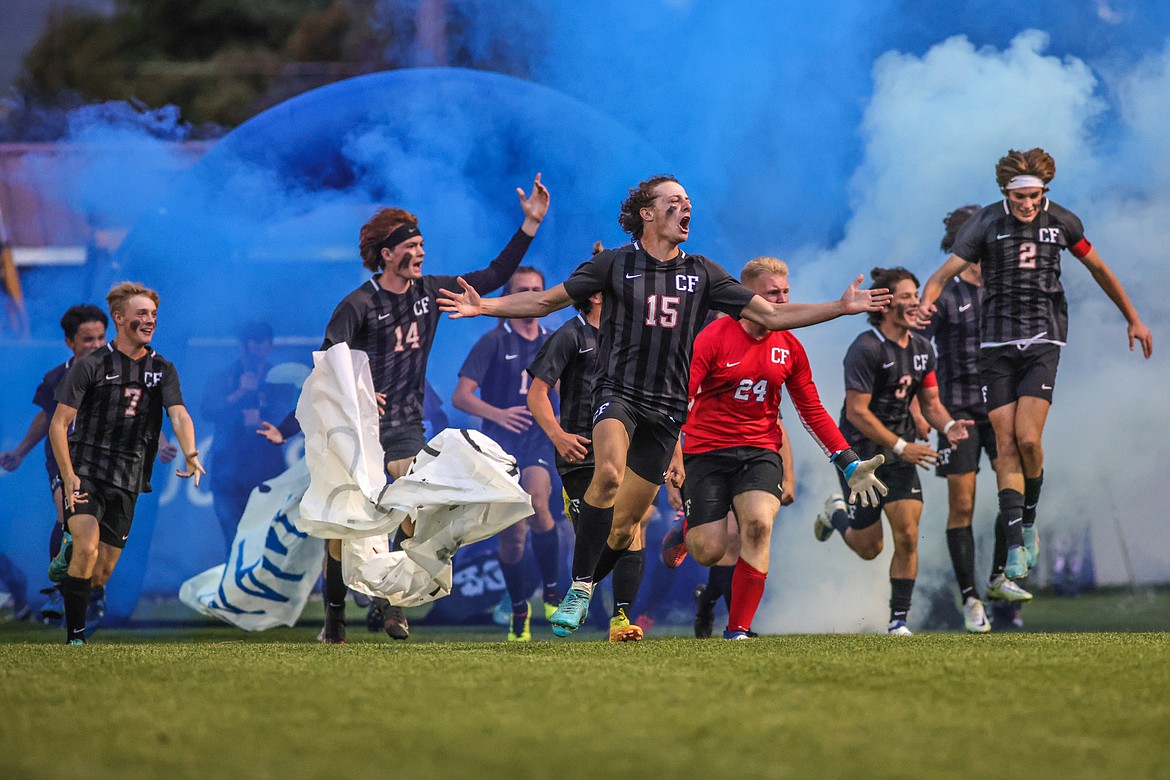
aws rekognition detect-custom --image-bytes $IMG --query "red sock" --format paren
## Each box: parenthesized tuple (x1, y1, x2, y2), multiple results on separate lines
(727, 558, 767, 633)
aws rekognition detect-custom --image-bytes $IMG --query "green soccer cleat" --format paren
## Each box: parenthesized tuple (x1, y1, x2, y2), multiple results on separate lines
(986, 574, 1033, 603)
(507, 603, 531, 643)
(1005, 545, 1029, 579)
(608, 608, 644, 642)
(66, 638, 85, 646)
(48, 532, 72, 583)
(550, 587, 590, 637)
(963, 597, 991, 634)
(1022, 525, 1040, 570)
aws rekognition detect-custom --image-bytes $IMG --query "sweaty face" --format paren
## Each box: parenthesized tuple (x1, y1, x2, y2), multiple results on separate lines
(883, 278, 919, 328)
(645, 181, 691, 243)
(66, 320, 107, 359)
(1006, 187, 1045, 223)
(117, 295, 158, 345)
(747, 272, 790, 305)
(385, 235, 425, 280)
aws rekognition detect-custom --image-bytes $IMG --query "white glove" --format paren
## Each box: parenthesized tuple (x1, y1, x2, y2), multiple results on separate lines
(847, 454, 888, 508)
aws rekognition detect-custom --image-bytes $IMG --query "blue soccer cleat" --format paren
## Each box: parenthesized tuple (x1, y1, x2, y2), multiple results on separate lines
(1022, 525, 1040, 570)
(48, 532, 72, 583)
(550, 587, 590, 637)
(1005, 545, 1029, 579)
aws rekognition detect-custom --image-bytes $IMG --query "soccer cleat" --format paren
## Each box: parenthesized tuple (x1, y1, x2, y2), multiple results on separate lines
(986, 574, 1033, 603)
(491, 594, 511, 627)
(814, 493, 847, 542)
(660, 511, 688, 569)
(39, 587, 64, 624)
(1022, 525, 1040, 570)
(608, 608, 644, 642)
(887, 620, 913, 636)
(1004, 545, 1029, 579)
(723, 629, 751, 640)
(962, 597, 991, 634)
(383, 605, 410, 640)
(366, 598, 387, 632)
(507, 603, 532, 642)
(66, 638, 85, 646)
(543, 590, 562, 622)
(693, 585, 714, 639)
(550, 587, 590, 637)
(48, 532, 73, 583)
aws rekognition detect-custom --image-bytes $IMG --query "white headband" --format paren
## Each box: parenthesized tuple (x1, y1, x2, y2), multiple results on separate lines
(1005, 175, 1046, 190)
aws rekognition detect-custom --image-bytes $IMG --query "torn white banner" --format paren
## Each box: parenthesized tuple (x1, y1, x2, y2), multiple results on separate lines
(296, 343, 532, 606)
(179, 459, 323, 630)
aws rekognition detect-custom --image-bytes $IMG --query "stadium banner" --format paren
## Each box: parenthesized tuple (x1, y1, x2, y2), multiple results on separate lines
(178, 459, 322, 630)
(295, 343, 533, 606)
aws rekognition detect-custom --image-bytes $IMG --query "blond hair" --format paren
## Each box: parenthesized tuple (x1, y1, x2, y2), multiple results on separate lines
(995, 148, 1055, 191)
(106, 281, 160, 316)
(740, 256, 789, 286)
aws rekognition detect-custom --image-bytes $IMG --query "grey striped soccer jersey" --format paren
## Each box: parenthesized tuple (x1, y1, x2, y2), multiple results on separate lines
(921, 275, 984, 413)
(526, 313, 600, 474)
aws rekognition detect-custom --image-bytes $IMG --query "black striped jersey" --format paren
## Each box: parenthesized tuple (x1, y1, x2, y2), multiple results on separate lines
(321, 229, 532, 438)
(838, 328, 937, 462)
(526, 313, 600, 474)
(951, 199, 1091, 346)
(561, 242, 755, 420)
(920, 275, 984, 414)
(55, 344, 184, 493)
(458, 321, 553, 450)
(33, 359, 73, 477)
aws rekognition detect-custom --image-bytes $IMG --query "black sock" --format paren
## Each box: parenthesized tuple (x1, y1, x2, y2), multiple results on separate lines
(324, 554, 347, 616)
(611, 549, 645, 617)
(498, 556, 529, 612)
(571, 501, 613, 585)
(1023, 472, 1044, 526)
(62, 575, 90, 642)
(946, 526, 978, 601)
(709, 565, 735, 610)
(830, 507, 851, 536)
(49, 522, 64, 560)
(997, 488, 1025, 548)
(592, 543, 624, 585)
(889, 577, 915, 623)
(529, 527, 561, 597)
(991, 515, 1007, 579)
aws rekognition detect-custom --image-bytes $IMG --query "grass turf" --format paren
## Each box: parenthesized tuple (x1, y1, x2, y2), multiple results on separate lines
(2, 602, 1168, 779)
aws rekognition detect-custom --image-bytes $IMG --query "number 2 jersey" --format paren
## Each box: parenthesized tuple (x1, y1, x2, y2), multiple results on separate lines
(683, 316, 848, 457)
(950, 198, 1091, 346)
(55, 344, 185, 493)
(561, 241, 755, 421)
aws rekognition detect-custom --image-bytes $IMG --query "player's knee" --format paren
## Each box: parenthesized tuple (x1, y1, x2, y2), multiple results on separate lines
(738, 517, 772, 551)
(687, 536, 725, 567)
(856, 537, 883, 560)
(892, 530, 918, 554)
(1016, 434, 1043, 462)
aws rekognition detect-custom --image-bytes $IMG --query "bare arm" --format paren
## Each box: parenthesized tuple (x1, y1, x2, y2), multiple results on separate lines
(0, 410, 50, 471)
(439, 280, 574, 320)
(49, 404, 82, 508)
(167, 404, 206, 486)
(1078, 247, 1153, 358)
(844, 389, 938, 468)
(451, 376, 532, 435)
(921, 254, 971, 317)
(916, 386, 970, 447)
(777, 418, 795, 506)
(527, 376, 590, 462)
(739, 275, 891, 331)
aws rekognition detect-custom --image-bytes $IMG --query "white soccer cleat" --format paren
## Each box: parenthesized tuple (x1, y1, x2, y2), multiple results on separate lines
(986, 574, 1033, 603)
(814, 493, 847, 542)
(963, 597, 991, 634)
(887, 620, 913, 636)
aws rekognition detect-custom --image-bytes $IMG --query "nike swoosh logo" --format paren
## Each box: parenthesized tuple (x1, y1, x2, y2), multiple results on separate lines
(1025, 503, 1038, 510)
(958, 303, 972, 312)
(1041, 384, 1052, 390)
(997, 233, 1013, 240)
(105, 374, 120, 380)
(725, 361, 741, 367)
(1007, 518, 1022, 526)
(910, 488, 921, 494)
(578, 347, 595, 354)
(121, 534, 129, 541)
(625, 273, 642, 279)
(882, 361, 896, 369)
(504, 354, 519, 360)
(378, 313, 392, 320)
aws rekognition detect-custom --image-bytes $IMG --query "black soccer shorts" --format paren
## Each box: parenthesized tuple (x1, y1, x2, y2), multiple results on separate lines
(936, 409, 997, 477)
(682, 446, 784, 528)
(592, 394, 681, 485)
(62, 475, 140, 549)
(836, 458, 921, 530)
(980, 343, 1061, 412)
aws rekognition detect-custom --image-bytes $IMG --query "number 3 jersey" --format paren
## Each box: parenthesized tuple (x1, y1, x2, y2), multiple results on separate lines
(561, 242, 755, 421)
(682, 316, 848, 457)
(837, 328, 937, 461)
(950, 198, 1091, 346)
(55, 344, 185, 493)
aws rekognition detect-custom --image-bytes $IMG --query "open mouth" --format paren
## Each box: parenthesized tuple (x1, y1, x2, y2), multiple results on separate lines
(679, 215, 691, 233)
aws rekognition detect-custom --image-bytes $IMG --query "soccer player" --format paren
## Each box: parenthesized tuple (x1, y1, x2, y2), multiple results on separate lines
(920, 206, 1028, 633)
(814, 267, 971, 636)
(48, 282, 204, 644)
(264, 174, 550, 643)
(452, 266, 563, 642)
(439, 174, 891, 637)
(921, 149, 1153, 584)
(665, 257, 885, 639)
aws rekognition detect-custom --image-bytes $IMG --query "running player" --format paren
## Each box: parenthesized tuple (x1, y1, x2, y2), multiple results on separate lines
(814, 267, 971, 636)
(921, 149, 1153, 584)
(453, 266, 562, 643)
(666, 257, 886, 639)
(439, 174, 891, 637)
(267, 174, 550, 643)
(48, 282, 204, 644)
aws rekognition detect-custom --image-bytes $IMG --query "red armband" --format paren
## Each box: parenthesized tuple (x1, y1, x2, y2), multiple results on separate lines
(1070, 238, 1093, 259)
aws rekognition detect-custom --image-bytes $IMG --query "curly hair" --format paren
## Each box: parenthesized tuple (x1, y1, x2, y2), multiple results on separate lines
(60, 304, 108, 339)
(617, 175, 679, 239)
(359, 207, 419, 272)
(941, 205, 981, 253)
(867, 266, 919, 326)
(106, 281, 160, 316)
(995, 148, 1055, 191)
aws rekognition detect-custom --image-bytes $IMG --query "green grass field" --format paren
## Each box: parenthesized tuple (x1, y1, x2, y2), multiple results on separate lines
(3, 590, 1168, 779)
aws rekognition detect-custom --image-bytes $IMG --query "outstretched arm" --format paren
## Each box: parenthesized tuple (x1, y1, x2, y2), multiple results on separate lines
(439, 280, 573, 320)
(459, 174, 552, 295)
(1078, 247, 1153, 358)
(739, 275, 890, 331)
(920, 254, 971, 325)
